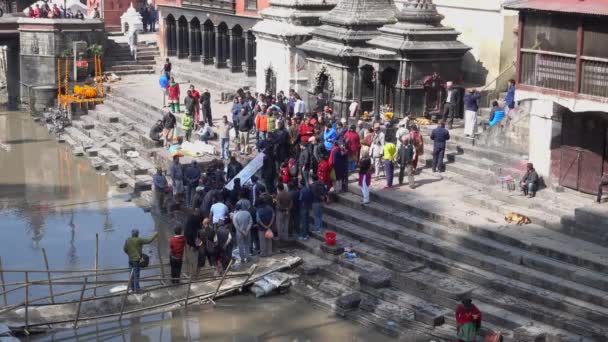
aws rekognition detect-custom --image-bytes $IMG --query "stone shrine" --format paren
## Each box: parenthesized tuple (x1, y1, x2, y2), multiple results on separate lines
(253, 0, 470, 118)
(252, 0, 337, 95)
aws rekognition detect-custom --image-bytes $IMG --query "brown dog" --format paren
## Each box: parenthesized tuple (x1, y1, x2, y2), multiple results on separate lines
(504, 212, 531, 225)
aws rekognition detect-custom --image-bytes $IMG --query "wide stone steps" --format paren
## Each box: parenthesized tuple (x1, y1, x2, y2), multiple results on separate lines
(312, 208, 607, 340)
(351, 183, 608, 274)
(292, 249, 478, 341)
(335, 191, 608, 294)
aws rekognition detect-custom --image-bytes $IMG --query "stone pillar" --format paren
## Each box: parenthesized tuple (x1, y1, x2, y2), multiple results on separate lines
(244, 32, 256, 77)
(214, 26, 226, 68)
(228, 29, 242, 73)
(373, 71, 381, 119)
(188, 26, 197, 61)
(176, 24, 183, 58)
(201, 25, 213, 64)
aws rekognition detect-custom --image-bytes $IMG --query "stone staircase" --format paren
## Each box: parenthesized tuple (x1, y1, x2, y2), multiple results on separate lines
(105, 40, 160, 76)
(161, 58, 256, 97)
(295, 174, 608, 341)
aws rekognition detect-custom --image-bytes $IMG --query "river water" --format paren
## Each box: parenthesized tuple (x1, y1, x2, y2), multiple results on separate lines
(0, 112, 391, 341)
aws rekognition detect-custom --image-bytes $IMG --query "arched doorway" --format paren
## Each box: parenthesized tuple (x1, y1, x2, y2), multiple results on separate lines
(202, 20, 215, 65)
(189, 17, 202, 61)
(244, 31, 256, 76)
(314, 69, 334, 112)
(379, 67, 397, 113)
(177, 16, 189, 59)
(359, 65, 375, 113)
(229, 25, 244, 73)
(165, 14, 176, 56)
(265, 67, 277, 96)
(215, 22, 229, 68)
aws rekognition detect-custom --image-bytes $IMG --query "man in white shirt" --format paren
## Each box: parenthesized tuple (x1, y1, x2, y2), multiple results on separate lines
(209, 195, 229, 225)
(294, 94, 306, 118)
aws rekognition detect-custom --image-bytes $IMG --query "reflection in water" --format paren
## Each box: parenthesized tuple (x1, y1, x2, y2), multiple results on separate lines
(67, 209, 78, 268)
(29, 295, 391, 342)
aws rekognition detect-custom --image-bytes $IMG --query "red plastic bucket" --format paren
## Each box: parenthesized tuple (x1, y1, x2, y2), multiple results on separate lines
(325, 231, 337, 246)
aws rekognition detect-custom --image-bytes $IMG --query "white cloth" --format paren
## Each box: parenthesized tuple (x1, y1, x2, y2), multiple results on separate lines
(360, 174, 370, 203)
(295, 99, 306, 114)
(464, 110, 477, 136)
(349, 102, 359, 117)
(210, 203, 229, 224)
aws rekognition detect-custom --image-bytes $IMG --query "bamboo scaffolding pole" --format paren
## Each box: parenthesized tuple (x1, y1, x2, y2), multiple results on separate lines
(41, 248, 55, 304)
(57, 57, 61, 105)
(11, 283, 247, 331)
(118, 270, 133, 321)
(73, 278, 87, 329)
(156, 241, 165, 286)
(0, 256, 6, 306)
(184, 270, 193, 309)
(0, 272, 248, 312)
(94, 234, 99, 297)
(239, 264, 257, 292)
(24, 271, 29, 335)
(0, 263, 163, 273)
(212, 259, 234, 303)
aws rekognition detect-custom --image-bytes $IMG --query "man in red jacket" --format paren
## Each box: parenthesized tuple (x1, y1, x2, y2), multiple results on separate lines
(298, 116, 315, 144)
(169, 226, 186, 284)
(343, 124, 361, 173)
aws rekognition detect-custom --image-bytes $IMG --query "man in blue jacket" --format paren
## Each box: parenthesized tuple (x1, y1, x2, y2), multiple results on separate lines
(430, 121, 450, 173)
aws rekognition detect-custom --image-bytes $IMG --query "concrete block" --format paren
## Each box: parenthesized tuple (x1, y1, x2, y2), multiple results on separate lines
(301, 263, 320, 276)
(358, 272, 391, 289)
(134, 180, 151, 192)
(89, 157, 104, 170)
(359, 296, 379, 312)
(87, 148, 99, 157)
(72, 147, 84, 156)
(320, 243, 344, 255)
(414, 309, 445, 327)
(336, 292, 361, 310)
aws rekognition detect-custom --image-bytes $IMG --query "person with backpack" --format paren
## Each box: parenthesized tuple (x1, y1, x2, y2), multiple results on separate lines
(214, 220, 233, 274)
(123, 229, 158, 292)
(169, 226, 186, 284)
(408, 124, 424, 173)
(162, 58, 171, 79)
(397, 136, 416, 188)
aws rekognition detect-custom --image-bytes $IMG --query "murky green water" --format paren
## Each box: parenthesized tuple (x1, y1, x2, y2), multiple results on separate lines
(0, 111, 392, 341)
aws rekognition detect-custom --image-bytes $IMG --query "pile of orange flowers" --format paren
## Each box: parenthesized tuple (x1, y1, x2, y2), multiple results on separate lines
(73, 85, 98, 99)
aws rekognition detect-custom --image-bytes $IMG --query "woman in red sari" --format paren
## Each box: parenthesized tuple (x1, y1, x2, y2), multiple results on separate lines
(455, 299, 482, 342)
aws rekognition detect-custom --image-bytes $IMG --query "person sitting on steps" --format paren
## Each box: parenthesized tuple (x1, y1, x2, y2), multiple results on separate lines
(520, 163, 539, 198)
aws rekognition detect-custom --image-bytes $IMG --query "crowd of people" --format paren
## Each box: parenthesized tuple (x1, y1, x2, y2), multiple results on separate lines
(26, 3, 88, 19)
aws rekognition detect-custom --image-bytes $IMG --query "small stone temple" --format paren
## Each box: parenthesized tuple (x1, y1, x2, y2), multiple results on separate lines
(254, 0, 470, 117)
(252, 0, 337, 95)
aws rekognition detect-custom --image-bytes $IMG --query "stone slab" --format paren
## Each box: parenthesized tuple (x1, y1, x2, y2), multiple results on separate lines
(88, 157, 104, 170)
(358, 272, 391, 289)
(336, 292, 361, 310)
(320, 243, 344, 255)
(86, 148, 99, 157)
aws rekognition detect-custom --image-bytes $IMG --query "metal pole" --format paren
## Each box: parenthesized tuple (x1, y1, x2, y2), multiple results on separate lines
(238, 264, 257, 292)
(41, 248, 54, 304)
(24, 271, 29, 335)
(211, 259, 233, 304)
(156, 241, 166, 286)
(73, 277, 88, 329)
(94, 234, 99, 297)
(0, 256, 7, 306)
(184, 269, 193, 308)
(118, 270, 133, 321)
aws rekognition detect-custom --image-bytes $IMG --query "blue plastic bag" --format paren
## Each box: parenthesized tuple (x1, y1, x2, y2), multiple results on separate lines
(159, 74, 168, 89)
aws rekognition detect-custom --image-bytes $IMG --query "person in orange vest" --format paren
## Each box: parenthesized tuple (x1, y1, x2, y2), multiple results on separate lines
(255, 107, 268, 150)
